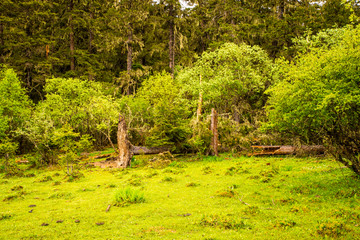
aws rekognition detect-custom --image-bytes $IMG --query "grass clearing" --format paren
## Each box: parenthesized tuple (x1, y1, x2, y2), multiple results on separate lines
(0, 154, 359, 239)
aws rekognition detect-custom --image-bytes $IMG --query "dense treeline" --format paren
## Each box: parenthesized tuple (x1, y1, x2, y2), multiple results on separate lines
(1, 0, 360, 175)
(0, 0, 358, 100)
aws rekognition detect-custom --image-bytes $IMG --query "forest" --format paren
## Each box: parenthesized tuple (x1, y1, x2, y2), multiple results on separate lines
(1, 0, 360, 174)
(1, 1, 360, 239)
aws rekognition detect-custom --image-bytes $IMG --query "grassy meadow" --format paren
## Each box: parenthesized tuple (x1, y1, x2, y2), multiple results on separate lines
(0, 153, 360, 239)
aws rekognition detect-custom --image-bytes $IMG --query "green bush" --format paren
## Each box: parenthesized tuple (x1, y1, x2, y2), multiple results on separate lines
(265, 26, 360, 175)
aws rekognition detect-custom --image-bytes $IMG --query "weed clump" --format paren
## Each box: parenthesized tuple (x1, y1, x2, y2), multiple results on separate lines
(243, 206, 259, 215)
(316, 220, 350, 238)
(162, 176, 176, 182)
(0, 214, 12, 221)
(186, 182, 200, 187)
(3, 191, 26, 201)
(11, 185, 23, 191)
(168, 161, 187, 168)
(200, 214, 248, 230)
(202, 166, 213, 174)
(48, 192, 73, 199)
(274, 220, 296, 229)
(215, 189, 237, 198)
(114, 187, 145, 206)
(148, 152, 174, 169)
(38, 176, 53, 182)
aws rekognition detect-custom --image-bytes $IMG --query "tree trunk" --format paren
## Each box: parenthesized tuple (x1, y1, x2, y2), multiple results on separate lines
(169, 4, 175, 78)
(196, 75, 203, 122)
(116, 114, 133, 168)
(210, 108, 219, 156)
(126, 25, 133, 95)
(88, 10, 94, 80)
(69, 0, 75, 71)
(0, 23, 3, 63)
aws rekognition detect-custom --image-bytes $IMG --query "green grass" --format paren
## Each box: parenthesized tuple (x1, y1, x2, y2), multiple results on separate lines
(0, 154, 359, 239)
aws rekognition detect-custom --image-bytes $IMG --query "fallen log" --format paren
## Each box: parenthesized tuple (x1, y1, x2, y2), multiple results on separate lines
(132, 146, 170, 155)
(251, 145, 325, 156)
(88, 145, 171, 168)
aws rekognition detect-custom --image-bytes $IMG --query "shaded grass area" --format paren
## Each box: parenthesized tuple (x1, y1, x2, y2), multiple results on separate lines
(0, 154, 359, 239)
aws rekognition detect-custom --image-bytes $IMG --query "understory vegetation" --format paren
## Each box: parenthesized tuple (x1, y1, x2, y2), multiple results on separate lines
(0, 154, 359, 239)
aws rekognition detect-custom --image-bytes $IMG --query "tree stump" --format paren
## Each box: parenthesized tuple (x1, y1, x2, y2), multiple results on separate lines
(116, 114, 133, 168)
(210, 108, 218, 156)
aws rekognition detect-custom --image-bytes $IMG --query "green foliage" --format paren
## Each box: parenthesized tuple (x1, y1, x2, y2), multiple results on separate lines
(22, 77, 114, 165)
(0, 68, 32, 150)
(178, 43, 277, 118)
(114, 187, 145, 206)
(52, 125, 93, 176)
(121, 72, 191, 151)
(178, 43, 278, 151)
(265, 25, 360, 175)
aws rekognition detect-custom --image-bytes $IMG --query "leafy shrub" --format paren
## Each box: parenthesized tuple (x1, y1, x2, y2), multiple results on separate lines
(265, 26, 360, 175)
(114, 187, 145, 206)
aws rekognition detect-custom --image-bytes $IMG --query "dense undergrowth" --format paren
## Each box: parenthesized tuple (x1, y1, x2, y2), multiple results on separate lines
(0, 154, 359, 239)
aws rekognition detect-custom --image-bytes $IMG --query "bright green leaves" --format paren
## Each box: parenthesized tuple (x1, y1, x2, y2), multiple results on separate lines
(120, 72, 191, 150)
(266, 25, 360, 174)
(0, 68, 32, 139)
(178, 42, 277, 122)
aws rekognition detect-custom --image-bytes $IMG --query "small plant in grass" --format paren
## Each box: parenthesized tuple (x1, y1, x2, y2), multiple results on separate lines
(200, 214, 248, 230)
(114, 187, 145, 206)
(48, 192, 73, 199)
(128, 178, 142, 186)
(215, 189, 237, 198)
(316, 220, 350, 238)
(225, 166, 239, 176)
(162, 176, 176, 182)
(274, 220, 296, 229)
(290, 205, 309, 213)
(52, 181, 61, 186)
(39, 176, 53, 182)
(145, 170, 158, 178)
(0, 214, 12, 221)
(202, 166, 213, 174)
(3, 191, 26, 201)
(11, 185, 23, 191)
(243, 206, 260, 215)
(168, 161, 187, 168)
(186, 182, 200, 187)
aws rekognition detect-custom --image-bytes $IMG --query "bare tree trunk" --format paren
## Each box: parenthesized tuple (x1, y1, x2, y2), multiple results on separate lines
(88, 10, 94, 80)
(210, 108, 218, 156)
(0, 23, 4, 63)
(169, 4, 175, 78)
(69, 0, 75, 71)
(126, 25, 133, 95)
(196, 75, 202, 122)
(116, 114, 133, 168)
